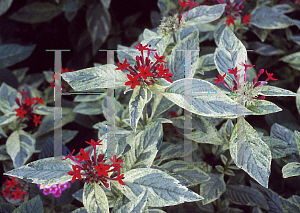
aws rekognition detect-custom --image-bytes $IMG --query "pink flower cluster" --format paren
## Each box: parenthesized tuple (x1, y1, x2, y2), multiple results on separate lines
(37, 182, 71, 198)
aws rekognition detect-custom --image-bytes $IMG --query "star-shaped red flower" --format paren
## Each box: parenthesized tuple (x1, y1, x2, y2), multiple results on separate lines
(95, 163, 111, 177)
(125, 74, 141, 89)
(138, 66, 153, 80)
(110, 155, 123, 169)
(1, 186, 11, 197)
(154, 52, 167, 63)
(243, 14, 251, 26)
(15, 107, 27, 118)
(225, 16, 237, 26)
(213, 73, 226, 85)
(85, 139, 102, 147)
(23, 97, 34, 106)
(75, 148, 91, 163)
(68, 165, 82, 183)
(11, 188, 26, 200)
(34, 97, 44, 105)
(33, 114, 42, 127)
(116, 58, 130, 71)
(116, 174, 125, 185)
(6, 177, 19, 188)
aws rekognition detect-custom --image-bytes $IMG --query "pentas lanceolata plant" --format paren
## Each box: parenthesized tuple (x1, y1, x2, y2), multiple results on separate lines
(62, 139, 125, 187)
(117, 43, 173, 89)
(37, 182, 71, 198)
(2, 176, 29, 201)
(202, 0, 251, 26)
(15, 90, 44, 127)
(213, 63, 278, 106)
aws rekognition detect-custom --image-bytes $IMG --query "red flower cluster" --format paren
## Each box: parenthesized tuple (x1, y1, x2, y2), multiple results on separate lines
(117, 43, 173, 89)
(15, 90, 44, 127)
(203, 0, 251, 26)
(50, 68, 74, 92)
(62, 139, 125, 188)
(1, 177, 28, 201)
(213, 62, 278, 104)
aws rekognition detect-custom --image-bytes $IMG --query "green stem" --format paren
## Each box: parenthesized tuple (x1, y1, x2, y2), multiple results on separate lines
(142, 106, 147, 127)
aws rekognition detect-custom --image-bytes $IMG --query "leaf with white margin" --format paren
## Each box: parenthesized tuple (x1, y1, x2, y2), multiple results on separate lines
(229, 117, 271, 188)
(0, 82, 20, 114)
(282, 162, 300, 178)
(112, 168, 203, 207)
(61, 64, 128, 91)
(246, 100, 282, 115)
(129, 85, 151, 132)
(112, 190, 147, 213)
(6, 130, 36, 168)
(12, 195, 43, 213)
(160, 78, 253, 118)
(4, 157, 75, 185)
(214, 26, 247, 89)
(295, 130, 300, 155)
(257, 85, 296, 96)
(83, 182, 109, 213)
(185, 4, 225, 25)
(200, 173, 226, 205)
(250, 5, 294, 29)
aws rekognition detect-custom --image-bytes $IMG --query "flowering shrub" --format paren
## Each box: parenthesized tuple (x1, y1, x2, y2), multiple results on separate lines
(1, 0, 300, 212)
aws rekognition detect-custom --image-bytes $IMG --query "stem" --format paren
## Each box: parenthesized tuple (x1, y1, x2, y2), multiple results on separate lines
(142, 106, 147, 127)
(50, 194, 55, 213)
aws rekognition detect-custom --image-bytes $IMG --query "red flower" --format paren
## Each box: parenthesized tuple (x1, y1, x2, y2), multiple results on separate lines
(116, 174, 125, 185)
(138, 66, 153, 80)
(125, 74, 141, 89)
(266, 70, 278, 81)
(68, 165, 82, 183)
(50, 81, 55, 88)
(23, 97, 34, 106)
(134, 43, 150, 52)
(2, 186, 11, 197)
(228, 67, 240, 76)
(15, 107, 27, 118)
(179, 0, 189, 7)
(6, 177, 19, 188)
(116, 58, 130, 71)
(95, 163, 111, 177)
(75, 149, 91, 163)
(243, 14, 251, 26)
(17, 90, 28, 97)
(225, 16, 236, 26)
(33, 114, 42, 127)
(11, 188, 26, 200)
(62, 149, 76, 161)
(168, 111, 178, 118)
(85, 139, 102, 147)
(213, 73, 226, 85)
(110, 155, 123, 169)
(154, 52, 166, 63)
(34, 97, 44, 105)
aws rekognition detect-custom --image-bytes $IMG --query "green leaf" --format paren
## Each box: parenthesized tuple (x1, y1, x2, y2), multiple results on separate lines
(74, 93, 106, 102)
(270, 123, 298, 152)
(279, 196, 300, 213)
(6, 130, 36, 168)
(257, 85, 296, 96)
(112, 168, 203, 207)
(229, 118, 272, 188)
(246, 100, 282, 115)
(261, 136, 298, 159)
(161, 78, 253, 118)
(58, 0, 84, 12)
(83, 182, 109, 213)
(166, 28, 199, 81)
(102, 96, 124, 121)
(73, 100, 103, 115)
(4, 157, 75, 185)
(71, 207, 88, 213)
(282, 162, 300, 178)
(0, 113, 18, 125)
(0, 203, 16, 213)
(250, 5, 294, 29)
(272, 3, 296, 14)
(149, 94, 174, 120)
(129, 85, 151, 132)
(214, 26, 247, 89)
(0, 0, 13, 16)
(224, 185, 269, 210)
(280, 51, 300, 64)
(250, 42, 285, 56)
(12, 195, 43, 213)
(297, 87, 300, 116)
(154, 141, 199, 166)
(185, 4, 225, 24)
(200, 173, 226, 205)
(112, 190, 147, 213)
(250, 181, 284, 212)
(32, 105, 54, 115)
(9, 2, 62, 24)
(295, 130, 300, 155)
(195, 53, 216, 74)
(61, 64, 127, 91)
(0, 44, 36, 69)
(86, 3, 111, 55)
(159, 160, 210, 187)
(121, 121, 163, 173)
(171, 115, 226, 146)
(0, 82, 20, 114)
